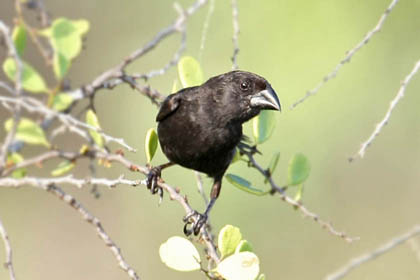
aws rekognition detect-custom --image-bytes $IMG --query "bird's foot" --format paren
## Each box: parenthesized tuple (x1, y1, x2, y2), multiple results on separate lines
(183, 211, 208, 236)
(145, 166, 164, 202)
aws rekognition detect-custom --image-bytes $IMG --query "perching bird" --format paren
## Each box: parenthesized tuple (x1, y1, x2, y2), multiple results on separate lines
(146, 70, 281, 235)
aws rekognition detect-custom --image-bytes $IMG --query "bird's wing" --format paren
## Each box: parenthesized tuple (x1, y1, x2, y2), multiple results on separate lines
(156, 94, 181, 122)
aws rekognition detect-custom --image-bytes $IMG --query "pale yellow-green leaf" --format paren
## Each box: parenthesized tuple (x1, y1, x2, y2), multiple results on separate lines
(3, 58, 47, 93)
(53, 51, 71, 79)
(85, 109, 103, 148)
(145, 128, 158, 163)
(51, 160, 75, 176)
(172, 79, 179, 93)
(257, 274, 266, 280)
(216, 252, 260, 280)
(294, 184, 304, 201)
(218, 225, 242, 258)
(288, 153, 310, 186)
(5, 118, 49, 147)
(7, 153, 26, 178)
(253, 110, 276, 144)
(178, 56, 204, 88)
(235, 240, 253, 253)
(12, 24, 27, 57)
(49, 18, 89, 60)
(52, 93, 73, 111)
(159, 236, 201, 271)
(225, 174, 268, 196)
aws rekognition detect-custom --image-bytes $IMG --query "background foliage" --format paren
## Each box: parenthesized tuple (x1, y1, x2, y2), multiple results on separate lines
(1, 0, 420, 279)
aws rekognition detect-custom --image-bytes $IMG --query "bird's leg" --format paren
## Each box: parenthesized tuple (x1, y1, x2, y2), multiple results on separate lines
(146, 162, 174, 199)
(183, 177, 222, 236)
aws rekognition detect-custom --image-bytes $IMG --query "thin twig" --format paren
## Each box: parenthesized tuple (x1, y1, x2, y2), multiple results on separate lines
(240, 148, 357, 243)
(291, 0, 399, 109)
(0, 175, 140, 189)
(0, 20, 23, 171)
(46, 185, 141, 280)
(231, 0, 240, 70)
(0, 218, 16, 280)
(325, 225, 420, 280)
(198, 0, 215, 62)
(350, 59, 420, 160)
(0, 96, 137, 152)
(195, 171, 209, 205)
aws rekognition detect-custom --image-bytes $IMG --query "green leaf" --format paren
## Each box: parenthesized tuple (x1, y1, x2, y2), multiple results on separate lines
(5, 118, 49, 147)
(225, 174, 268, 196)
(257, 274, 266, 280)
(52, 93, 73, 111)
(265, 152, 280, 184)
(171, 79, 179, 93)
(7, 153, 26, 178)
(47, 18, 89, 60)
(178, 56, 204, 88)
(53, 52, 70, 79)
(216, 252, 260, 280)
(235, 240, 253, 253)
(3, 58, 47, 93)
(294, 184, 304, 202)
(218, 225, 242, 258)
(145, 128, 158, 163)
(159, 236, 201, 272)
(230, 148, 241, 164)
(252, 110, 276, 144)
(12, 24, 27, 57)
(51, 160, 75, 176)
(287, 153, 310, 186)
(85, 109, 103, 148)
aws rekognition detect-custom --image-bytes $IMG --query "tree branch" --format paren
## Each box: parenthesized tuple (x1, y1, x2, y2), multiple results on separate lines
(291, 0, 399, 109)
(350, 58, 420, 160)
(0, 218, 16, 280)
(325, 225, 420, 280)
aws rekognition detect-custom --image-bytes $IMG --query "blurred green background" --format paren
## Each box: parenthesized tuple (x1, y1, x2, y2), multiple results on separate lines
(1, 0, 420, 279)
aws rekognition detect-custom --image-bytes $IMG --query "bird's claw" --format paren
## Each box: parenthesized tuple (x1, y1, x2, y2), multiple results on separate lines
(146, 166, 164, 203)
(183, 211, 208, 236)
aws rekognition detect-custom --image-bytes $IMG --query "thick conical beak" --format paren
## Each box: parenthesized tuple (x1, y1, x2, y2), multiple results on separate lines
(250, 86, 281, 111)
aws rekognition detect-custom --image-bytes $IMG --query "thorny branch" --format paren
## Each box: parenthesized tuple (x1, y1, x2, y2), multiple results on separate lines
(325, 225, 420, 280)
(0, 219, 16, 280)
(350, 59, 420, 160)
(239, 147, 358, 243)
(291, 0, 399, 109)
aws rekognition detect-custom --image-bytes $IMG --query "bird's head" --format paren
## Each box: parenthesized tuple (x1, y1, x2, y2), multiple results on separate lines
(205, 70, 281, 123)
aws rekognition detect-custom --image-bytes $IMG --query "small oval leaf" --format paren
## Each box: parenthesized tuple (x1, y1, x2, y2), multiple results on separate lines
(52, 93, 73, 111)
(51, 160, 75, 176)
(159, 236, 201, 272)
(85, 109, 103, 148)
(12, 24, 27, 57)
(5, 118, 49, 147)
(178, 56, 204, 88)
(235, 240, 253, 254)
(3, 58, 47, 93)
(145, 128, 158, 163)
(225, 174, 268, 196)
(218, 225, 242, 258)
(252, 110, 276, 144)
(288, 153, 310, 186)
(216, 252, 260, 280)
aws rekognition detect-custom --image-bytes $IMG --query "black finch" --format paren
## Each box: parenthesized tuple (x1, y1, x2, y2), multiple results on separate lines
(146, 70, 281, 235)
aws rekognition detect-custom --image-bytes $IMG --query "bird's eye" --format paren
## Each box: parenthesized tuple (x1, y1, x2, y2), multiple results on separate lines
(240, 81, 249, 91)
